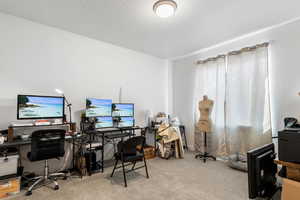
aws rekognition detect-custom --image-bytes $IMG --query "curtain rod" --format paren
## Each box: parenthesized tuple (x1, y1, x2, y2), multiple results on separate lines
(196, 42, 269, 65)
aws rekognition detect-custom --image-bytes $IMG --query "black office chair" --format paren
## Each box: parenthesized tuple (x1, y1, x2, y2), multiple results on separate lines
(110, 136, 149, 187)
(26, 129, 67, 196)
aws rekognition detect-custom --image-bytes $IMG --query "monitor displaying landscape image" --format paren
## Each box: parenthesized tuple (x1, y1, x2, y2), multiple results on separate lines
(17, 95, 64, 119)
(118, 117, 134, 127)
(95, 117, 113, 129)
(86, 98, 112, 117)
(112, 103, 134, 117)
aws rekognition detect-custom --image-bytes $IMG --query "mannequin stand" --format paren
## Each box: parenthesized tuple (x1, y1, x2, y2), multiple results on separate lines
(195, 132, 216, 163)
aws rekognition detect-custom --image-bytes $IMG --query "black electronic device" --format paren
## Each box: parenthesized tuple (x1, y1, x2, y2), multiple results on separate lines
(17, 95, 65, 120)
(117, 117, 134, 128)
(112, 103, 134, 117)
(86, 98, 112, 117)
(84, 151, 101, 173)
(247, 143, 278, 199)
(278, 130, 300, 163)
(284, 117, 300, 128)
(95, 117, 114, 129)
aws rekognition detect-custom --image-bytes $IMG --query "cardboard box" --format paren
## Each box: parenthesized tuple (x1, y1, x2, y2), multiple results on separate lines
(281, 178, 300, 200)
(0, 177, 20, 199)
(137, 145, 156, 160)
(144, 146, 156, 160)
(274, 160, 300, 182)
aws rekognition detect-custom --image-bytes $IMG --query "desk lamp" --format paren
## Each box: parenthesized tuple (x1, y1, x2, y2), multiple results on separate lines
(55, 89, 72, 124)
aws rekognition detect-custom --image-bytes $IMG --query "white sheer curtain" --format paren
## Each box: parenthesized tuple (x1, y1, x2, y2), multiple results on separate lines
(193, 57, 226, 156)
(225, 45, 272, 156)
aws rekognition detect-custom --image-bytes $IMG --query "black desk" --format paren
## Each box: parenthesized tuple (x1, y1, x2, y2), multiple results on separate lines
(0, 134, 82, 148)
(0, 134, 84, 176)
(0, 139, 31, 148)
(85, 126, 143, 174)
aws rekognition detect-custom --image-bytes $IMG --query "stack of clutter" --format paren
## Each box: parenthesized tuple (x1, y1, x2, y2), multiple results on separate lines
(157, 120, 184, 159)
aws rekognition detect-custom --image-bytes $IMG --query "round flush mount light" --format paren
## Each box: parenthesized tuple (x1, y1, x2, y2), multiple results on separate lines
(153, 0, 177, 18)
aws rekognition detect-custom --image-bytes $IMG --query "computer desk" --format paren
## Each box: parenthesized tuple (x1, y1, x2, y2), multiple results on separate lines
(0, 127, 144, 177)
(85, 126, 144, 174)
(0, 134, 84, 177)
(0, 134, 81, 147)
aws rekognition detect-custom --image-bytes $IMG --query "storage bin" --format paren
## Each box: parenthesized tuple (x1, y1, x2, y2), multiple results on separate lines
(0, 155, 18, 178)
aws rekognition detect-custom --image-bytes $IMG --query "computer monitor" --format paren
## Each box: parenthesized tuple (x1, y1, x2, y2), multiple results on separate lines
(17, 95, 65, 120)
(118, 117, 134, 128)
(95, 117, 113, 129)
(112, 103, 134, 117)
(247, 143, 278, 199)
(86, 98, 112, 117)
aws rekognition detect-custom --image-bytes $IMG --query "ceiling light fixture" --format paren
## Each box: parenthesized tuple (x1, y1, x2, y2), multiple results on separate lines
(153, 0, 177, 18)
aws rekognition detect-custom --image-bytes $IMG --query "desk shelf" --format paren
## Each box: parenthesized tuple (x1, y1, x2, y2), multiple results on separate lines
(82, 126, 143, 174)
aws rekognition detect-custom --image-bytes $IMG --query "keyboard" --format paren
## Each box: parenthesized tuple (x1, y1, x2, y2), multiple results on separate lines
(10, 123, 34, 127)
(96, 128, 119, 132)
(120, 126, 140, 130)
(105, 132, 133, 139)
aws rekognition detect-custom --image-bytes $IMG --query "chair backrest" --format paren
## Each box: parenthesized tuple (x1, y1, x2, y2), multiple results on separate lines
(117, 136, 146, 156)
(30, 129, 66, 161)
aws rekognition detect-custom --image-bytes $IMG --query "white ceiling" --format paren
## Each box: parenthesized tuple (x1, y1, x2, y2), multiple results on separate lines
(0, 0, 300, 59)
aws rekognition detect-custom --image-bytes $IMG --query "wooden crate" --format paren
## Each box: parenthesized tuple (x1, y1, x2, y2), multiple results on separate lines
(0, 177, 20, 199)
(144, 146, 156, 160)
(274, 160, 300, 182)
(136, 145, 156, 160)
(287, 168, 300, 182)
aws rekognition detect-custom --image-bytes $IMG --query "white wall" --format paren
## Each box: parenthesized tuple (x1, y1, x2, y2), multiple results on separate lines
(0, 12, 168, 129)
(171, 19, 300, 150)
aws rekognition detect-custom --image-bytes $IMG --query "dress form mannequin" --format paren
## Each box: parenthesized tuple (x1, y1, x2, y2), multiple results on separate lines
(197, 95, 213, 133)
(195, 95, 216, 162)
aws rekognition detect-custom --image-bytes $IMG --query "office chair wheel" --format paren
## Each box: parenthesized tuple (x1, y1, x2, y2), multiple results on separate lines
(54, 185, 59, 190)
(25, 191, 32, 196)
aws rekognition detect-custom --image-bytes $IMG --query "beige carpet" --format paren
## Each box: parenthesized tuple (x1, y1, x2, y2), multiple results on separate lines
(10, 152, 249, 200)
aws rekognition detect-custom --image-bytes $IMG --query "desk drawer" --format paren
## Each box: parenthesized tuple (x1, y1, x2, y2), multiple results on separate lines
(0, 155, 18, 178)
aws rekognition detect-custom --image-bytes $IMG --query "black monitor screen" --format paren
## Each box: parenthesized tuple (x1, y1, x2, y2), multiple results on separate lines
(247, 143, 277, 199)
(17, 95, 64, 120)
(86, 98, 112, 117)
(112, 103, 134, 117)
(118, 117, 134, 128)
(95, 117, 113, 129)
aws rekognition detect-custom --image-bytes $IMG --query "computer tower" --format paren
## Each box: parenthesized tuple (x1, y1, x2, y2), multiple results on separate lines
(278, 130, 300, 163)
(84, 152, 99, 172)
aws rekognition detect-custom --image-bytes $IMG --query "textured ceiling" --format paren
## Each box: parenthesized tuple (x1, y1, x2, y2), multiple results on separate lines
(0, 0, 300, 58)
